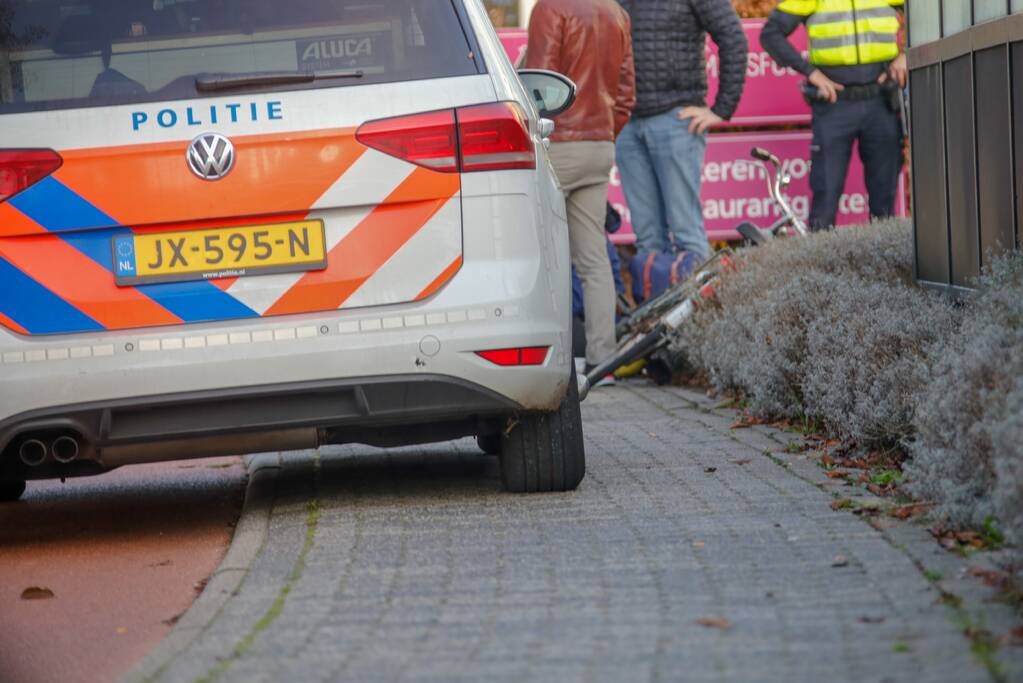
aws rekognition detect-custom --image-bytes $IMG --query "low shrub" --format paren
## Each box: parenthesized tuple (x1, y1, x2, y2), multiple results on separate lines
(905, 255, 1023, 549)
(802, 278, 958, 447)
(674, 219, 945, 446)
(670, 220, 1023, 563)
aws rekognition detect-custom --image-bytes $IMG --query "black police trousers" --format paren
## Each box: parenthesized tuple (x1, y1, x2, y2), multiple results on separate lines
(809, 95, 903, 231)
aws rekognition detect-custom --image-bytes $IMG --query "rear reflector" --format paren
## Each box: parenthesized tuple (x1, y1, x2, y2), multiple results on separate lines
(356, 102, 535, 173)
(0, 150, 63, 203)
(476, 346, 550, 367)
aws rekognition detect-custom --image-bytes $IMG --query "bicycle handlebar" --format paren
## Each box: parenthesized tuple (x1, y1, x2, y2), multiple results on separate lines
(750, 147, 779, 165)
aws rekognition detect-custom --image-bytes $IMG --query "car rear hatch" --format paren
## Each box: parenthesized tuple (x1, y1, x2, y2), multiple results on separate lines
(0, 0, 527, 336)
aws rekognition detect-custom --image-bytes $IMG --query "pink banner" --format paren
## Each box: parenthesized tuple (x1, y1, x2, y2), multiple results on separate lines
(499, 22, 810, 126)
(609, 132, 908, 243)
(498, 29, 528, 67)
(496, 27, 908, 245)
(706, 20, 810, 126)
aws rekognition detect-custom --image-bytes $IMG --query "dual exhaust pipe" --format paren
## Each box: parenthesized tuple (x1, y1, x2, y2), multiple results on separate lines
(18, 435, 81, 467)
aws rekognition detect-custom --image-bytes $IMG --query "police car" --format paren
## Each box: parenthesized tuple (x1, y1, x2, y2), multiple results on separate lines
(0, 0, 583, 500)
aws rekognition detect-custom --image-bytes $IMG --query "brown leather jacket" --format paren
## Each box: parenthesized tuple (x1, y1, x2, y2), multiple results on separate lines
(524, 0, 636, 143)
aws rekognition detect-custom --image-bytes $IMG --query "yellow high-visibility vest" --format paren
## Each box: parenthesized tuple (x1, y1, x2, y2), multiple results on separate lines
(778, 0, 904, 66)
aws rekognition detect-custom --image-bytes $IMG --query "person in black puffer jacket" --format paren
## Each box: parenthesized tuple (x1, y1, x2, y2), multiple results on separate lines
(616, 0, 747, 259)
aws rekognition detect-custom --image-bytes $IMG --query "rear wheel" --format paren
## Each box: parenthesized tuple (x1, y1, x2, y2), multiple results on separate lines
(0, 480, 26, 502)
(500, 367, 585, 493)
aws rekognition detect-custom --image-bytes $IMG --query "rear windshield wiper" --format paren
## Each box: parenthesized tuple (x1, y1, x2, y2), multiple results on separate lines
(195, 69, 364, 93)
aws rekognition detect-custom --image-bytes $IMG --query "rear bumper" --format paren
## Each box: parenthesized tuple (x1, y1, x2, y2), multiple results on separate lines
(0, 297, 570, 448)
(0, 373, 520, 473)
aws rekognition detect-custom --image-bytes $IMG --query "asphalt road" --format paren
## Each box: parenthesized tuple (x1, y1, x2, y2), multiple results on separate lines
(0, 458, 245, 683)
(134, 383, 1018, 683)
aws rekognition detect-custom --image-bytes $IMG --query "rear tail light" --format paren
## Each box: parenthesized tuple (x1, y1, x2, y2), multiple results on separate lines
(0, 150, 63, 203)
(476, 346, 550, 367)
(356, 102, 535, 173)
(457, 102, 535, 171)
(355, 110, 459, 173)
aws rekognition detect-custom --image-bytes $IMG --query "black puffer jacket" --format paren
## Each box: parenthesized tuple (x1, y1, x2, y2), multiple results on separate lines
(618, 0, 747, 120)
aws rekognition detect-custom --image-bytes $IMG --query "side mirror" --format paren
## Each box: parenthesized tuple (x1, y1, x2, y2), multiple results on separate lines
(517, 69, 576, 118)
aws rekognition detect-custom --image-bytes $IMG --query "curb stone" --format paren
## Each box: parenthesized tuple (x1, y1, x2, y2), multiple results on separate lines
(118, 453, 282, 683)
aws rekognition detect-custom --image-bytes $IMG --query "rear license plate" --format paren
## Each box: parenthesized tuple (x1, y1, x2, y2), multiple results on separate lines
(112, 220, 327, 286)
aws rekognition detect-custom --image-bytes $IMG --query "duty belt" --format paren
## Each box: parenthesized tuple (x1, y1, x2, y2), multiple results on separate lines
(837, 83, 884, 101)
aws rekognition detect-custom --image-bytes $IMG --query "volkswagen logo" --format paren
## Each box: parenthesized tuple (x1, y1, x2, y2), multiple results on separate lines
(187, 132, 236, 181)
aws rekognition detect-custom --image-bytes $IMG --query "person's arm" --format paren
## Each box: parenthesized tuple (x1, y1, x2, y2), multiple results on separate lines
(880, 3, 907, 87)
(762, 5, 846, 103)
(680, 0, 746, 133)
(760, 8, 814, 77)
(693, 0, 747, 121)
(523, 3, 564, 73)
(613, 17, 636, 137)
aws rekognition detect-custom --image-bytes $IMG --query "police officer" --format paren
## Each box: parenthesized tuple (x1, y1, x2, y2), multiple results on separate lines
(761, 0, 906, 231)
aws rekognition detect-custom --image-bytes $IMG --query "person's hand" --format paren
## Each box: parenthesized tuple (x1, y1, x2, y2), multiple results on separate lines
(678, 106, 723, 135)
(879, 53, 908, 89)
(808, 69, 844, 103)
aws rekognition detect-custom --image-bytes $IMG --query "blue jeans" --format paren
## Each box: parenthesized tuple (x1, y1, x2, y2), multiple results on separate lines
(615, 107, 709, 258)
(809, 96, 903, 230)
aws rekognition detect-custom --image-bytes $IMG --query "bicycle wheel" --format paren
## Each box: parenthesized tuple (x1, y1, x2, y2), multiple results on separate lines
(617, 250, 733, 339)
(584, 324, 667, 391)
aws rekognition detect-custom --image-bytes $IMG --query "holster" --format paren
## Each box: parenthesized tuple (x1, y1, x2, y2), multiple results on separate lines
(882, 80, 902, 113)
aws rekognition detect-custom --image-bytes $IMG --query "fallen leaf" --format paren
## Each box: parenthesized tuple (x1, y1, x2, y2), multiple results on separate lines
(867, 484, 887, 496)
(692, 541, 705, 549)
(1009, 626, 1023, 645)
(704, 467, 718, 474)
(967, 566, 1009, 589)
(955, 531, 985, 548)
(891, 504, 929, 520)
(116, 627, 127, 635)
(831, 499, 853, 511)
(825, 470, 849, 479)
(696, 616, 732, 631)
(732, 458, 753, 466)
(820, 454, 836, 467)
(21, 587, 54, 600)
(831, 554, 849, 568)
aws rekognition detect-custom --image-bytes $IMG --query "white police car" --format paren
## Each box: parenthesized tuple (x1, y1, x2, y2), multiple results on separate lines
(0, 0, 583, 500)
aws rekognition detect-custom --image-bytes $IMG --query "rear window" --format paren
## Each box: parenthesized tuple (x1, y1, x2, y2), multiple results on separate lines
(0, 0, 480, 114)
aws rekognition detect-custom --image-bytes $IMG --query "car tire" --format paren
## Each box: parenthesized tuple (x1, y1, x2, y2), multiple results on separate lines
(0, 479, 26, 502)
(499, 367, 585, 493)
(476, 433, 501, 455)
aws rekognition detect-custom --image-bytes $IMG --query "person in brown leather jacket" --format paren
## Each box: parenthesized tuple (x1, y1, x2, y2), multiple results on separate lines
(525, 0, 635, 378)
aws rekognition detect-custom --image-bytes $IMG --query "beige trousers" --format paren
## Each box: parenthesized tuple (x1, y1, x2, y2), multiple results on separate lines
(548, 141, 617, 365)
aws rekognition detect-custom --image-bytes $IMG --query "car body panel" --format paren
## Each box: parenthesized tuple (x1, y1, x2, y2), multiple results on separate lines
(0, 0, 573, 475)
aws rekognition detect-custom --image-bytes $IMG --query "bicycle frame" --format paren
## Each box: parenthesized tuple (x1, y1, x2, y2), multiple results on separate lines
(739, 148, 809, 243)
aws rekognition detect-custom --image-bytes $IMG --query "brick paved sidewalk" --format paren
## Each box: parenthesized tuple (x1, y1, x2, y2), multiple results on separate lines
(128, 383, 1004, 683)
